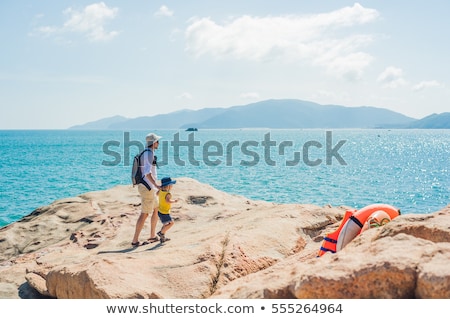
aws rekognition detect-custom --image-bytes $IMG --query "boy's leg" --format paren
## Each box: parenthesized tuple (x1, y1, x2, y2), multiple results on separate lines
(162, 221, 173, 234)
(158, 221, 174, 242)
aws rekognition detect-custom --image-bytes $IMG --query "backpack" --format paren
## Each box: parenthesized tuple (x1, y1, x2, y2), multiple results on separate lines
(131, 149, 152, 190)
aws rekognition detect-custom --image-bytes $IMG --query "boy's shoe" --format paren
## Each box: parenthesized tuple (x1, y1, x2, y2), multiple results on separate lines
(157, 231, 171, 243)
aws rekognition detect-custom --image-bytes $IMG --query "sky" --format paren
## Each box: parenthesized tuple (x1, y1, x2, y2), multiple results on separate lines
(1, 0, 449, 129)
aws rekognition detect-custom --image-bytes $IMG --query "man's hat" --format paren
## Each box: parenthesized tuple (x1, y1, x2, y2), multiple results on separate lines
(146, 133, 162, 146)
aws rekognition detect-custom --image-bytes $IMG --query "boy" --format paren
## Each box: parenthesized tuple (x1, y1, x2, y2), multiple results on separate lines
(157, 177, 178, 243)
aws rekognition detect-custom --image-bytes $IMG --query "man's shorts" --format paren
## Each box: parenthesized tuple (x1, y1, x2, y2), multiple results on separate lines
(138, 184, 157, 213)
(158, 212, 173, 225)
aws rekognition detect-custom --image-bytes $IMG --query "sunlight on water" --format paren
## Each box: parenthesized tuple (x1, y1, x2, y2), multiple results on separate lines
(0, 129, 449, 227)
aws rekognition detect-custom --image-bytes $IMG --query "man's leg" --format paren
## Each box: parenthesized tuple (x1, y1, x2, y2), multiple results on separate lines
(149, 207, 158, 239)
(132, 213, 148, 244)
(133, 184, 152, 245)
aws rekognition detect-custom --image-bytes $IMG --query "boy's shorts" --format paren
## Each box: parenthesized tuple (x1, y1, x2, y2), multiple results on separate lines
(158, 212, 173, 224)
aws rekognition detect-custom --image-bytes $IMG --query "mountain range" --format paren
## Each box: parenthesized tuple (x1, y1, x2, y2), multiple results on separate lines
(69, 99, 449, 129)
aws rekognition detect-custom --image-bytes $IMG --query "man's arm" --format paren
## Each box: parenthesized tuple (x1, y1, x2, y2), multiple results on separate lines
(146, 173, 160, 190)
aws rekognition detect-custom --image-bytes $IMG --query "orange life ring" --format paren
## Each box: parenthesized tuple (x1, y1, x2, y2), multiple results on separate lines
(361, 210, 392, 232)
(317, 204, 400, 257)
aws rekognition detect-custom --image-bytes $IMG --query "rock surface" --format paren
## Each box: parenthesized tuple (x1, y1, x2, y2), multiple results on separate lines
(0, 177, 449, 299)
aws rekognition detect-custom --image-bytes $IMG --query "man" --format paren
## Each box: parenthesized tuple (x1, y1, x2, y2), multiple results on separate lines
(131, 133, 162, 247)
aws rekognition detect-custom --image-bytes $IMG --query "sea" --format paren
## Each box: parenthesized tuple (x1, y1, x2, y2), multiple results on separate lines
(0, 129, 449, 228)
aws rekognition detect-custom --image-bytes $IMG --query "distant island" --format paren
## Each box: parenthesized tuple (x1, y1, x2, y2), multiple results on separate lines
(68, 99, 450, 130)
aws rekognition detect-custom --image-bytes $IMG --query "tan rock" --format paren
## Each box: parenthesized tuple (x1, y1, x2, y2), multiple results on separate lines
(0, 177, 448, 299)
(24, 272, 50, 297)
(212, 206, 450, 299)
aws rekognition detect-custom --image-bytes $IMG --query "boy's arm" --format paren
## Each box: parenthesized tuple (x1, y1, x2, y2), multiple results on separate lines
(165, 193, 178, 203)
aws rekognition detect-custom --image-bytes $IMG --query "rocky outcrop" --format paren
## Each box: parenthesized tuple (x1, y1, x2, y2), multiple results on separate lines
(212, 211, 450, 299)
(0, 178, 448, 299)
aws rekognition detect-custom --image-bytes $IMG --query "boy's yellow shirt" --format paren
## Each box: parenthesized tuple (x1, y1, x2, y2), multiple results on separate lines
(158, 190, 171, 214)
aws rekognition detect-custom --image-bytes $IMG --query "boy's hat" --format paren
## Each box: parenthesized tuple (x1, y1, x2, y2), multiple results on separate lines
(161, 177, 176, 187)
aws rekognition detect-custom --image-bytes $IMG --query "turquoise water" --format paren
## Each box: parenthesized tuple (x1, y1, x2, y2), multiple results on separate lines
(0, 129, 449, 227)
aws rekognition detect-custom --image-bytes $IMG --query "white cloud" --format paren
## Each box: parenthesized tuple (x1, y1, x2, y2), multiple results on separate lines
(377, 66, 408, 88)
(34, 26, 58, 37)
(154, 5, 174, 17)
(239, 92, 260, 99)
(312, 89, 350, 102)
(185, 3, 379, 80)
(316, 47, 374, 81)
(34, 2, 119, 42)
(413, 80, 441, 92)
(0, 72, 107, 84)
(178, 92, 193, 100)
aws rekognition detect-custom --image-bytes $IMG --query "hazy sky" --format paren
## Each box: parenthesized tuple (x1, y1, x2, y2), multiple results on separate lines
(1, 1, 449, 129)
